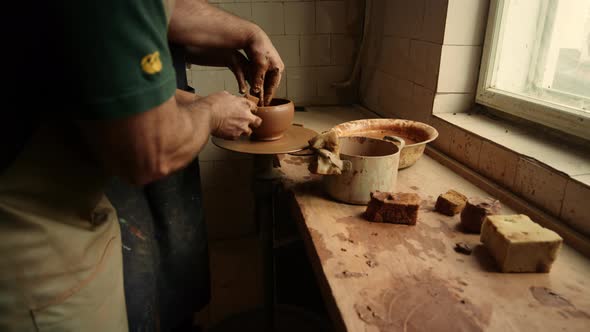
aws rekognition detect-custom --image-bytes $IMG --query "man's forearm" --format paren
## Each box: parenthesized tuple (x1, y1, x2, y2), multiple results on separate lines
(78, 90, 213, 185)
(168, 0, 260, 49)
(158, 90, 211, 180)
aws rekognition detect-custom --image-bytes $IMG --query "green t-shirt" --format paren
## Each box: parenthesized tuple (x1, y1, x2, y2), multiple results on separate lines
(61, 0, 176, 119)
(1, 1, 177, 171)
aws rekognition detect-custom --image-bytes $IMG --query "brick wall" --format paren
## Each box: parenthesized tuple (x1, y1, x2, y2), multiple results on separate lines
(188, 0, 363, 105)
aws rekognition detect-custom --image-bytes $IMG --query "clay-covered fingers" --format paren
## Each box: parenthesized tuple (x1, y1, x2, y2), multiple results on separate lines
(251, 114, 262, 128)
(240, 125, 253, 137)
(263, 67, 282, 106)
(233, 66, 248, 95)
(229, 52, 249, 94)
(242, 98, 262, 132)
(204, 91, 259, 140)
(244, 98, 257, 112)
(249, 62, 267, 105)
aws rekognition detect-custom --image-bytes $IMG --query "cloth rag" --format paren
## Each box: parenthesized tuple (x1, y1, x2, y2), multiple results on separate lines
(308, 130, 343, 175)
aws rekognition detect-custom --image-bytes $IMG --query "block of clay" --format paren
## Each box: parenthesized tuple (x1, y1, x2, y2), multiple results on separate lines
(460, 197, 500, 233)
(481, 214, 563, 273)
(435, 189, 467, 216)
(365, 191, 420, 225)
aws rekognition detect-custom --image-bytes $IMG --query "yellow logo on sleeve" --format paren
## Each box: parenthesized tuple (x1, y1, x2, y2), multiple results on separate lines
(141, 51, 162, 74)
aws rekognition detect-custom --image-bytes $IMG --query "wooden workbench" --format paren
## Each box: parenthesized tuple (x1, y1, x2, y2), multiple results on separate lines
(280, 153, 590, 332)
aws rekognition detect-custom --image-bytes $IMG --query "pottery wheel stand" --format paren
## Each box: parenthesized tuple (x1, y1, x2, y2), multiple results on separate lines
(212, 125, 318, 332)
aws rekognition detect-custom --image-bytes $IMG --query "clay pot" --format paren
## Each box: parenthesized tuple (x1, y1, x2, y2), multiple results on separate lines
(251, 98, 295, 141)
(323, 136, 405, 205)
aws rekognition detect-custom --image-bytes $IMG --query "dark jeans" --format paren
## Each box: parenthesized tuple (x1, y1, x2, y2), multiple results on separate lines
(107, 159, 210, 332)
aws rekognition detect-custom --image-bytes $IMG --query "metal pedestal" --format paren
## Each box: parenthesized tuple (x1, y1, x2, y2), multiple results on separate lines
(212, 126, 317, 331)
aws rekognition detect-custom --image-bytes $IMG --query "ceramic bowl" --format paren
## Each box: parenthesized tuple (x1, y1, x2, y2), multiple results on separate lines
(331, 119, 438, 169)
(251, 98, 295, 141)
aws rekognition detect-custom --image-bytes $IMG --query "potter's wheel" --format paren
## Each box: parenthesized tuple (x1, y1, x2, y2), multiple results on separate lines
(212, 125, 317, 155)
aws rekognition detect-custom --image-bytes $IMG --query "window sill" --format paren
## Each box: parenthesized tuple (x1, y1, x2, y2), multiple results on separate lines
(435, 112, 590, 179)
(431, 110, 590, 238)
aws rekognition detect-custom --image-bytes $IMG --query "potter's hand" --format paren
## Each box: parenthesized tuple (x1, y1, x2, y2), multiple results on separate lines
(199, 91, 262, 140)
(244, 27, 284, 106)
(187, 48, 251, 95)
(226, 50, 250, 96)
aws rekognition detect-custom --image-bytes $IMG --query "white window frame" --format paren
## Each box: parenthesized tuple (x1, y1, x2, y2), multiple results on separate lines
(477, 0, 590, 141)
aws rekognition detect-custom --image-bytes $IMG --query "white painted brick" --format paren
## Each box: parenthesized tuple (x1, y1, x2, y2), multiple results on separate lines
(514, 158, 568, 217)
(316, 66, 351, 97)
(285, 2, 315, 34)
(191, 70, 225, 96)
(384, 0, 425, 38)
(252, 2, 284, 35)
(433, 93, 475, 113)
(437, 45, 482, 93)
(271, 35, 300, 67)
(331, 34, 356, 65)
(478, 141, 519, 188)
(300, 35, 331, 66)
(410, 40, 442, 90)
(218, 2, 252, 20)
(561, 179, 590, 236)
(449, 128, 483, 169)
(419, 0, 448, 44)
(444, 0, 489, 45)
(286, 67, 317, 100)
(317, 1, 347, 33)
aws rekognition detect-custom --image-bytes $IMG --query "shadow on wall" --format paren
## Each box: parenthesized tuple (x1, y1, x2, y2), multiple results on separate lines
(359, 0, 385, 111)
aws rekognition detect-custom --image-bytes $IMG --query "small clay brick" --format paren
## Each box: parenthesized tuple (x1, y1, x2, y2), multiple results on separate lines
(435, 189, 468, 216)
(460, 197, 501, 233)
(365, 191, 420, 225)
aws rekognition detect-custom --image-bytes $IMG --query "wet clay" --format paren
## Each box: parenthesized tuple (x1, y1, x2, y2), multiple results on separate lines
(364, 253, 379, 268)
(335, 214, 448, 261)
(354, 271, 492, 332)
(331, 119, 439, 169)
(332, 119, 437, 146)
(454, 242, 474, 255)
(212, 126, 317, 155)
(308, 227, 333, 262)
(252, 98, 294, 141)
(530, 287, 573, 307)
(335, 270, 368, 279)
(282, 156, 306, 166)
(530, 287, 590, 319)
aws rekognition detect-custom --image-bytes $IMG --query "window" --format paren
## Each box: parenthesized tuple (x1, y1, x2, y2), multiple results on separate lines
(477, 0, 590, 140)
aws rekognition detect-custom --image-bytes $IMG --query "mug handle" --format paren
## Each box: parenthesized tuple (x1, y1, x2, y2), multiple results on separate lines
(383, 135, 406, 150)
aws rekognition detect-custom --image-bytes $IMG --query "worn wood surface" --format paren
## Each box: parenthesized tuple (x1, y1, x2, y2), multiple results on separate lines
(280, 153, 590, 332)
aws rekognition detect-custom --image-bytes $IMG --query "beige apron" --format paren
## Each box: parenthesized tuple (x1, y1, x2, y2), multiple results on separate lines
(0, 125, 128, 332)
(0, 2, 180, 331)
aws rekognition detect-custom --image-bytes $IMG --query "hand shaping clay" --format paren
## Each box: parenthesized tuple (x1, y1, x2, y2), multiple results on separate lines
(481, 214, 563, 273)
(460, 197, 501, 233)
(365, 191, 420, 225)
(435, 189, 467, 216)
